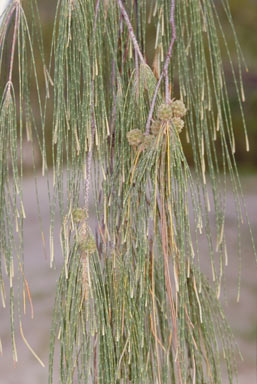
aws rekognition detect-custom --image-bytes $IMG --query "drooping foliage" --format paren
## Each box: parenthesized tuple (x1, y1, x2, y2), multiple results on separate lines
(0, 0, 255, 383)
(0, 0, 47, 365)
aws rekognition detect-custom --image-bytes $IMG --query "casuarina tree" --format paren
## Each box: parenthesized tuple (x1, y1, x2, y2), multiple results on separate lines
(0, 0, 255, 383)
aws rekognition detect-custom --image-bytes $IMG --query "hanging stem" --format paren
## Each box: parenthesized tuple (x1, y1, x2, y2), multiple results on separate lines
(145, 0, 176, 133)
(84, 0, 100, 214)
(7, 2, 20, 91)
(0, 4, 16, 47)
(117, 0, 145, 64)
(84, 101, 96, 215)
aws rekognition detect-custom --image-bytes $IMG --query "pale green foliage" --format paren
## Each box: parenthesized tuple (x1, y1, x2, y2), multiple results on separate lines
(0, 1, 255, 383)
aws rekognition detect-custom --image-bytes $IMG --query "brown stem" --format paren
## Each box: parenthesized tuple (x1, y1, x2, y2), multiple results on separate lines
(117, 0, 145, 64)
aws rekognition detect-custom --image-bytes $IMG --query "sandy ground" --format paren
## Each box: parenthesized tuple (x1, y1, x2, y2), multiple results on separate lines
(0, 173, 256, 384)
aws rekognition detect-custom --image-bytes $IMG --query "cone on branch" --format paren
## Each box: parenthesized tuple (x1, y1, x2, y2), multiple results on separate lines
(171, 100, 187, 118)
(127, 129, 144, 146)
(172, 117, 185, 133)
(156, 103, 173, 121)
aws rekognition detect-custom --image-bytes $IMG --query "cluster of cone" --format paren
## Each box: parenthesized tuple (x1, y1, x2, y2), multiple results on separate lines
(152, 99, 187, 135)
(126, 99, 186, 149)
(126, 129, 154, 149)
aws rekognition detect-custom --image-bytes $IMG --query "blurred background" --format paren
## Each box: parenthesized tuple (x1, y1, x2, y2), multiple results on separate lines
(0, 1, 256, 383)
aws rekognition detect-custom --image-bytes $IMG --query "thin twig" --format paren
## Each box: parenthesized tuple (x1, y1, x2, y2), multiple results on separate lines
(93, 0, 100, 31)
(110, 60, 117, 138)
(117, 0, 145, 64)
(0, 4, 16, 47)
(84, 0, 100, 213)
(7, 2, 20, 88)
(145, 0, 176, 133)
(19, 321, 45, 367)
(85, 104, 96, 213)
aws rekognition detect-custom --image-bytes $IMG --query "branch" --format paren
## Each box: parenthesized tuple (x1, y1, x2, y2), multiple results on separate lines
(117, 0, 145, 64)
(145, 0, 176, 133)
